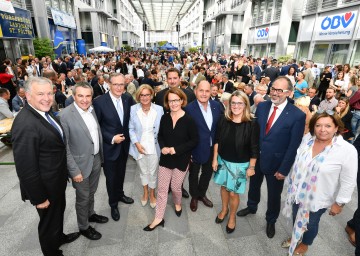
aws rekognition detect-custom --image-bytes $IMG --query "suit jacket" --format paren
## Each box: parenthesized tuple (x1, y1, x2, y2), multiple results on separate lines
(12, 95, 25, 112)
(309, 96, 321, 111)
(154, 87, 196, 110)
(184, 100, 222, 164)
(279, 65, 291, 76)
(303, 68, 314, 87)
(58, 62, 67, 75)
(128, 103, 164, 160)
(93, 92, 135, 161)
(189, 73, 206, 86)
(58, 103, 104, 179)
(261, 66, 279, 84)
(248, 91, 257, 106)
(221, 81, 235, 93)
(93, 83, 105, 98)
(255, 100, 305, 176)
(11, 104, 67, 205)
(65, 77, 76, 87)
(0, 97, 13, 120)
(253, 65, 262, 81)
(140, 77, 162, 88)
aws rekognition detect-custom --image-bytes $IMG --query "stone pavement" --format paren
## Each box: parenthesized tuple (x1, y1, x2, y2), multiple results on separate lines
(0, 142, 356, 256)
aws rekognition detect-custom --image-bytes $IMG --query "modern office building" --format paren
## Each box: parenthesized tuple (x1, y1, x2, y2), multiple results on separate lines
(296, 0, 360, 66)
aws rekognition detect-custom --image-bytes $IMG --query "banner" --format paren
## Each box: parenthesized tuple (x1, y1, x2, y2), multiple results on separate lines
(0, 7, 34, 38)
(51, 8, 76, 29)
(54, 30, 64, 58)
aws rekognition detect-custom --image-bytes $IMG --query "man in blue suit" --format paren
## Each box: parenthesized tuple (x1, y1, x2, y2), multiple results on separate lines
(185, 80, 222, 212)
(93, 73, 135, 221)
(237, 76, 305, 238)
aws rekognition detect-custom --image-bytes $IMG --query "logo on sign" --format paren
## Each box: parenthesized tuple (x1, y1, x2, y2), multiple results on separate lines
(257, 27, 269, 38)
(321, 12, 354, 30)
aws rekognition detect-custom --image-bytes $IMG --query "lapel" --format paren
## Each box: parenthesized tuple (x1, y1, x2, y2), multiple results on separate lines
(70, 104, 93, 142)
(105, 93, 122, 126)
(266, 101, 290, 136)
(121, 93, 128, 124)
(194, 101, 211, 132)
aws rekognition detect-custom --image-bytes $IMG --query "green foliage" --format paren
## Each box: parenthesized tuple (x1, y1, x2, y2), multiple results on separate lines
(33, 37, 55, 59)
(277, 55, 293, 63)
(123, 44, 132, 51)
(189, 47, 199, 53)
(157, 41, 167, 47)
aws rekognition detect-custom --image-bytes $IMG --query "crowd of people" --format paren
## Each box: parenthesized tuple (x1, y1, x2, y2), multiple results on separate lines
(1, 50, 360, 256)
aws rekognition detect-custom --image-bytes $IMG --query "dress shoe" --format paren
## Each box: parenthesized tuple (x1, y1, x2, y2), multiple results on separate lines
(175, 207, 182, 217)
(182, 187, 189, 198)
(293, 242, 308, 255)
(198, 196, 213, 208)
(215, 210, 228, 224)
(345, 225, 356, 246)
(119, 195, 134, 204)
(80, 226, 102, 240)
(226, 225, 235, 234)
(236, 207, 256, 217)
(60, 232, 80, 245)
(111, 207, 120, 221)
(190, 197, 198, 212)
(89, 214, 109, 224)
(141, 199, 148, 207)
(143, 219, 165, 231)
(150, 202, 156, 209)
(266, 223, 275, 238)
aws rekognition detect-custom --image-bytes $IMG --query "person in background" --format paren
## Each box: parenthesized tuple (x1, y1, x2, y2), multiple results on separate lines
(293, 72, 308, 99)
(335, 97, 354, 142)
(307, 87, 320, 112)
(346, 75, 359, 99)
(317, 88, 338, 112)
(129, 85, 164, 209)
(282, 111, 357, 256)
(12, 86, 26, 112)
(0, 88, 13, 120)
(212, 90, 259, 233)
(350, 89, 360, 137)
(294, 96, 312, 135)
(285, 66, 297, 86)
(318, 66, 332, 100)
(143, 87, 198, 231)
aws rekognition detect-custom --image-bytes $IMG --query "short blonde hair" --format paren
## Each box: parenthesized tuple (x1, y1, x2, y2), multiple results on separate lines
(135, 84, 154, 102)
(295, 96, 310, 107)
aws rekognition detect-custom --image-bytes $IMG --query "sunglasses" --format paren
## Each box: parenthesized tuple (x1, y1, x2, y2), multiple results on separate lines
(316, 109, 335, 115)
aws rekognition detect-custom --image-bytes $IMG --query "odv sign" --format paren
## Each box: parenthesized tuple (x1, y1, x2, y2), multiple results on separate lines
(321, 12, 355, 30)
(256, 27, 269, 40)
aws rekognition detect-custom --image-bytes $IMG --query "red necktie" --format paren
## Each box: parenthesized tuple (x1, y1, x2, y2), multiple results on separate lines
(265, 106, 278, 134)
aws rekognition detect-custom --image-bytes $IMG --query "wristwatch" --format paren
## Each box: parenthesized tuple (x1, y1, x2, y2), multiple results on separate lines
(336, 202, 345, 207)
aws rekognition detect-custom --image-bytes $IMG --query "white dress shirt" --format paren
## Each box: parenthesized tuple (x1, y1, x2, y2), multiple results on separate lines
(267, 100, 288, 128)
(29, 103, 63, 137)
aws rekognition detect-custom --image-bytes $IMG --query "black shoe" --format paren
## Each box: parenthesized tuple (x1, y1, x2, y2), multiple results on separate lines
(89, 214, 109, 224)
(215, 211, 228, 224)
(266, 223, 275, 238)
(236, 207, 256, 217)
(175, 208, 182, 217)
(226, 225, 235, 234)
(80, 226, 102, 240)
(182, 188, 189, 198)
(60, 232, 80, 245)
(111, 207, 120, 221)
(119, 195, 134, 204)
(143, 219, 165, 231)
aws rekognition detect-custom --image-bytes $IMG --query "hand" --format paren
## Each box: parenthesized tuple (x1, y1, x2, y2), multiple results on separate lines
(274, 172, 285, 180)
(329, 203, 343, 216)
(36, 199, 50, 209)
(335, 106, 341, 114)
(161, 147, 170, 155)
(212, 159, 218, 172)
(73, 173, 83, 183)
(169, 147, 176, 155)
(136, 143, 146, 155)
(246, 168, 255, 177)
(114, 134, 125, 144)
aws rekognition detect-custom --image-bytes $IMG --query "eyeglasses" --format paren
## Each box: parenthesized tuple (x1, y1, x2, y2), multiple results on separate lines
(140, 94, 151, 97)
(270, 87, 289, 93)
(168, 99, 182, 104)
(316, 109, 335, 115)
(230, 101, 246, 107)
(112, 83, 125, 87)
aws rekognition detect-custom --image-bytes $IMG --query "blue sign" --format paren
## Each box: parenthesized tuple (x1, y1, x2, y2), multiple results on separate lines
(321, 12, 355, 30)
(76, 39, 86, 55)
(54, 30, 64, 58)
(101, 42, 107, 46)
(0, 7, 34, 39)
(256, 27, 269, 39)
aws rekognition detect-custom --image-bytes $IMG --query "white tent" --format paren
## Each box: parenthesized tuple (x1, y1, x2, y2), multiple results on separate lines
(88, 46, 115, 53)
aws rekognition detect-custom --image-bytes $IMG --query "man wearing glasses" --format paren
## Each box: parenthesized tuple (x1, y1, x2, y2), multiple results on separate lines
(237, 76, 305, 239)
(93, 73, 135, 221)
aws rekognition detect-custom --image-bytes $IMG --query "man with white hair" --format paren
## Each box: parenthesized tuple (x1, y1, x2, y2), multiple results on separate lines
(250, 94, 265, 114)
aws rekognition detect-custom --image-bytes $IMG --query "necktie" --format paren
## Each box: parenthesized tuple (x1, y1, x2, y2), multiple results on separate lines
(116, 99, 123, 124)
(265, 106, 278, 135)
(45, 112, 63, 140)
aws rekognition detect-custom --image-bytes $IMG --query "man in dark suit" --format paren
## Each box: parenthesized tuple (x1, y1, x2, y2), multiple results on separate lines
(210, 84, 220, 102)
(141, 71, 163, 88)
(308, 87, 320, 112)
(88, 70, 98, 87)
(154, 67, 196, 198)
(93, 75, 106, 99)
(11, 86, 26, 112)
(237, 76, 305, 239)
(261, 60, 279, 87)
(12, 77, 80, 256)
(58, 57, 68, 75)
(185, 80, 222, 212)
(244, 84, 257, 106)
(253, 59, 263, 81)
(65, 71, 76, 87)
(93, 73, 135, 221)
(220, 74, 235, 93)
(58, 82, 108, 241)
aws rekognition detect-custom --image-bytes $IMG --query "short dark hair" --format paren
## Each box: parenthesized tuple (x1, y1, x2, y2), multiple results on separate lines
(309, 112, 344, 136)
(166, 68, 180, 78)
(0, 88, 9, 96)
(163, 87, 187, 110)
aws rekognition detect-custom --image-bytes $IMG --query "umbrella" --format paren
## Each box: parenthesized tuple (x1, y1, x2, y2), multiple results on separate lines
(88, 46, 115, 53)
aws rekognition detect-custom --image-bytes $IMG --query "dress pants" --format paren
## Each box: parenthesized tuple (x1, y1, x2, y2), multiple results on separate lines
(72, 153, 101, 230)
(103, 149, 128, 208)
(36, 193, 66, 256)
(188, 148, 213, 198)
(247, 161, 285, 224)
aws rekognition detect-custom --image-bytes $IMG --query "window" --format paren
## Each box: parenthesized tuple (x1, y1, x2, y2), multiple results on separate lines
(60, 0, 66, 11)
(297, 42, 310, 61)
(329, 44, 349, 64)
(313, 44, 329, 64)
(52, 0, 59, 9)
(350, 41, 360, 66)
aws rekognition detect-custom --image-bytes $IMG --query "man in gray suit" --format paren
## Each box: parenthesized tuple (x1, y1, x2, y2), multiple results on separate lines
(58, 82, 108, 240)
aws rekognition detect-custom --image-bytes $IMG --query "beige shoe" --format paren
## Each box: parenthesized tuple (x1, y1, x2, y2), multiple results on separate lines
(150, 201, 156, 209)
(141, 199, 148, 207)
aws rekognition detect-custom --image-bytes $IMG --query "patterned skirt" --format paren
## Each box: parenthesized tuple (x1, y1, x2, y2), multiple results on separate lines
(213, 155, 249, 194)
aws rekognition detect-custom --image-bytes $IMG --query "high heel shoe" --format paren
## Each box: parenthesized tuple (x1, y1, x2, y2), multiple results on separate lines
(226, 224, 235, 234)
(215, 210, 229, 224)
(143, 219, 165, 231)
(175, 208, 182, 217)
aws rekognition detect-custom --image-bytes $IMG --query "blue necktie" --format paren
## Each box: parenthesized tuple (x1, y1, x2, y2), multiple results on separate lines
(116, 99, 123, 124)
(45, 112, 63, 140)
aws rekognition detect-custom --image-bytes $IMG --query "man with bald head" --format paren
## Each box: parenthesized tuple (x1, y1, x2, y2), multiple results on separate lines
(185, 80, 222, 211)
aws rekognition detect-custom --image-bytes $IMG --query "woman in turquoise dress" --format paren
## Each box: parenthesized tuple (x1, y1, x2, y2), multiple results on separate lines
(212, 90, 259, 233)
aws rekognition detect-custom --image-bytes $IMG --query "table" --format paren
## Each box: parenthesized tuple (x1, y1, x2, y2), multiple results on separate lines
(0, 118, 14, 147)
